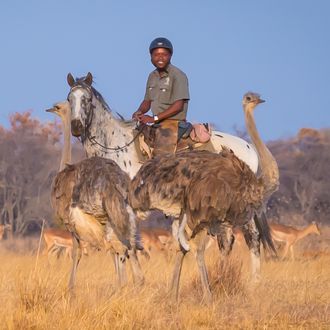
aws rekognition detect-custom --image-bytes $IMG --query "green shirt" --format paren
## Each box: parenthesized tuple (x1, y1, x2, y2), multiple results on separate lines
(144, 64, 190, 120)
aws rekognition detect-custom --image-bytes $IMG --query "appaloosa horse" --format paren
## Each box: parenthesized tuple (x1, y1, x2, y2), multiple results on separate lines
(66, 72, 259, 179)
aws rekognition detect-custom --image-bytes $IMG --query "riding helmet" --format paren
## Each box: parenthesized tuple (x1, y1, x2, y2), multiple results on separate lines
(149, 37, 173, 54)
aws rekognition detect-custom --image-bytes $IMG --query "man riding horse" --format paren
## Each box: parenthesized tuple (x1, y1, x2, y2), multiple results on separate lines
(132, 37, 191, 156)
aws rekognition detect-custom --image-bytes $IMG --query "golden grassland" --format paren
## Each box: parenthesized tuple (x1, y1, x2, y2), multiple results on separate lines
(0, 228, 329, 330)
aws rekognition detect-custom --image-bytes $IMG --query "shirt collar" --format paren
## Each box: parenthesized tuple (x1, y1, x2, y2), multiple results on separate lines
(153, 64, 172, 78)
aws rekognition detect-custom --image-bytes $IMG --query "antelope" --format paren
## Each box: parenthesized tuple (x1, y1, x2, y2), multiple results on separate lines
(0, 224, 11, 240)
(233, 222, 321, 260)
(139, 227, 174, 255)
(43, 228, 89, 259)
(269, 221, 321, 260)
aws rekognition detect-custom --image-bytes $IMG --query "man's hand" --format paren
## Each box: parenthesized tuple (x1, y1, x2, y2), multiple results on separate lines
(139, 114, 155, 124)
(132, 110, 142, 120)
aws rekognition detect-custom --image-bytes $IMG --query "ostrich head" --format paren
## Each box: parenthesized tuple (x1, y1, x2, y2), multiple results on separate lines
(46, 101, 71, 121)
(242, 92, 265, 110)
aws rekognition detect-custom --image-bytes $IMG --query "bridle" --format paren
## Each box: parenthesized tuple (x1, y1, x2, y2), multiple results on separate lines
(68, 84, 145, 153)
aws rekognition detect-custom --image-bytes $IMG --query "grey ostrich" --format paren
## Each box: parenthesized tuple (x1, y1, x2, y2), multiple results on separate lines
(47, 102, 144, 291)
(129, 92, 279, 302)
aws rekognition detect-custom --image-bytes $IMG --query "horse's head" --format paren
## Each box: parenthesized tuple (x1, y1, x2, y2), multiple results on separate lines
(67, 72, 94, 137)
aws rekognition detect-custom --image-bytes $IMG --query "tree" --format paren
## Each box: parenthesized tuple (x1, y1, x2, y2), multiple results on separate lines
(0, 111, 83, 237)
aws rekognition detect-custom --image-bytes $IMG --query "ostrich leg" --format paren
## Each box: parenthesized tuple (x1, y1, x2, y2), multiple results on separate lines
(242, 219, 261, 282)
(68, 235, 82, 291)
(118, 254, 128, 287)
(127, 249, 145, 285)
(195, 231, 212, 304)
(170, 248, 187, 301)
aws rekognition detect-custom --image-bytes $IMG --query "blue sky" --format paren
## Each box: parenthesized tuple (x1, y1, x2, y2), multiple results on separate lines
(1, 1, 329, 141)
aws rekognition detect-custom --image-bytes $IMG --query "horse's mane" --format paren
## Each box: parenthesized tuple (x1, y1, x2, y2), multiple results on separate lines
(75, 76, 135, 127)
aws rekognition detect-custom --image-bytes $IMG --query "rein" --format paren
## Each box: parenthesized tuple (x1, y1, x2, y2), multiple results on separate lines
(86, 123, 145, 152)
(70, 84, 145, 153)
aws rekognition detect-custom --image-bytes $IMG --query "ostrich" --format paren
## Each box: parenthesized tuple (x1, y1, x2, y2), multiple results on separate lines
(46, 102, 72, 171)
(46, 102, 88, 258)
(129, 92, 279, 302)
(46, 103, 144, 290)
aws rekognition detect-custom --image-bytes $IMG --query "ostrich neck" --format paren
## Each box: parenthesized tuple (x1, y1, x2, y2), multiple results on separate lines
(244, 107, 279, 197)
(59, 113, 72, 171)
(83, 99, 141, 178)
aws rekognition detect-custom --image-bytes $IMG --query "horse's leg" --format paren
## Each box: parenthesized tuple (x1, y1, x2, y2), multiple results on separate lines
(68, 236, 82, 292)
(242, 219, 261, 283)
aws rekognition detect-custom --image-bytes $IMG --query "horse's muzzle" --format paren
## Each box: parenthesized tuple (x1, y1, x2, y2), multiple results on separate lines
(71, 119, 83, 137)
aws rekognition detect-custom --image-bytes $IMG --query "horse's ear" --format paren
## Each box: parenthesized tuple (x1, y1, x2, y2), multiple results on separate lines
(67, 73, 75, 87)
(85, 72, 93, 86)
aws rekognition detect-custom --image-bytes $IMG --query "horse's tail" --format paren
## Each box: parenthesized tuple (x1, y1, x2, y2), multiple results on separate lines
(254, 212, 277, 256)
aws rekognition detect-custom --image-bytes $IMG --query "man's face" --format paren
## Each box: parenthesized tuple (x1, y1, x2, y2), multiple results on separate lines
(151, 48, 172, 70)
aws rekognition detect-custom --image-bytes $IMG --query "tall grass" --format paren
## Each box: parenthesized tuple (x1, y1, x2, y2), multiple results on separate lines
(0, 231, 329, 329)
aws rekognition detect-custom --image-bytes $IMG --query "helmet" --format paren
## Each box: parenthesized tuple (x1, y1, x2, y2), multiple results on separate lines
(149, 37, 173, 54)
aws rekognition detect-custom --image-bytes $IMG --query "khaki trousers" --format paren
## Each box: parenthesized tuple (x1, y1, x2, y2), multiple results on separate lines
(153, 119, 179, 156)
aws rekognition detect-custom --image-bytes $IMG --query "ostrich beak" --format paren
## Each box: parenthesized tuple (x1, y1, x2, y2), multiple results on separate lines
(46, 107, 56, 113)
(258, 99, 266, 104)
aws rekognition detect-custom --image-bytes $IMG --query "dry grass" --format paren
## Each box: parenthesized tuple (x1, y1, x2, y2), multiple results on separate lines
(0, 228, 329, 330)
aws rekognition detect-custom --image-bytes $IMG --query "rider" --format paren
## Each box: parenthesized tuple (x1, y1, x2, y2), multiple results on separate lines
(132, 37, 190, 156)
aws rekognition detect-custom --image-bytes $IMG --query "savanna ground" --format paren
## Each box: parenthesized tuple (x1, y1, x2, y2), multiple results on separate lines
(0, 227, 329, 330)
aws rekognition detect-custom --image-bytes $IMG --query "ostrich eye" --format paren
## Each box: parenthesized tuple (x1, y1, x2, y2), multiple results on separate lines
(246, 96, 251, 101)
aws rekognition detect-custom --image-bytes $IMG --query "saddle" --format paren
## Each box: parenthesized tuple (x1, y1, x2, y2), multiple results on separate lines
(134, 120, 214, 161)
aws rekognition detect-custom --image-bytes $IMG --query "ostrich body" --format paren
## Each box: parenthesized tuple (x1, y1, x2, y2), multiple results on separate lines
(47, 103, 144, 290)
(129, 92, 279, 302)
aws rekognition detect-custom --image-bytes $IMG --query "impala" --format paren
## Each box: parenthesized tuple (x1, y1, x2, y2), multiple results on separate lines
(43, 228, 89, 259)
(139, 227, 174, 255)
(233, 222, 321, 260)
(0, 224, 11, 240)
(269, 221, 321, 260)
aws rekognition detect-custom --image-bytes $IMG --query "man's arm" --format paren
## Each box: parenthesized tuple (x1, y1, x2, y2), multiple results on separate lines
(132, 100, 151, 120)
(154, 100, 184, 121)
(139, 99, 185, 124)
